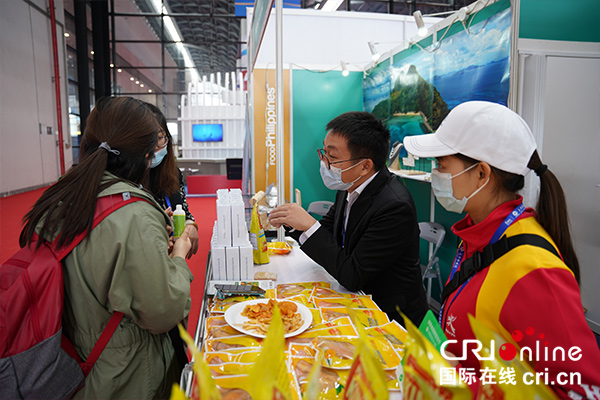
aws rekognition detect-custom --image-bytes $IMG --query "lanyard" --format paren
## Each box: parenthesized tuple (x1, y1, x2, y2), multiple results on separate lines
(438, 202, 525, 327)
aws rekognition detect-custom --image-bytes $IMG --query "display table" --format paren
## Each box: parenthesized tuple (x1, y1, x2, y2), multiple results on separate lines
(182, 245, 403, 399)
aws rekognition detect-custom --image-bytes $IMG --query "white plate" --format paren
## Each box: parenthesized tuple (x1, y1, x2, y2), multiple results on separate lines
(224, 299, 312, 339)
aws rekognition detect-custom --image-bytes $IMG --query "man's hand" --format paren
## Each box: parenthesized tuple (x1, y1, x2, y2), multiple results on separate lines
(268, 203, 317, 232)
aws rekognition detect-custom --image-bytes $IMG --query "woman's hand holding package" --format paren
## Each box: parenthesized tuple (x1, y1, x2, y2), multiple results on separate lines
(186, 223, 199, 259)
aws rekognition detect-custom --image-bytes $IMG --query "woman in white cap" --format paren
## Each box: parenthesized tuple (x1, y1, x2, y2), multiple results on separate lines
(404, 101, 600, 399)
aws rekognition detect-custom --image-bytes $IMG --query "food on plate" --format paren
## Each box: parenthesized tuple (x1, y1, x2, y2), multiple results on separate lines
(241, 299, 303, 335)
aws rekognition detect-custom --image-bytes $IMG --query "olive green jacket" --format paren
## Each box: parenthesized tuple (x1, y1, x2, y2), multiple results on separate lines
(54, 173, 193, 399)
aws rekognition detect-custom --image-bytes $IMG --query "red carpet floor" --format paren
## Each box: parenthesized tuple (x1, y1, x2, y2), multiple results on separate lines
(0, 189, 215, 339)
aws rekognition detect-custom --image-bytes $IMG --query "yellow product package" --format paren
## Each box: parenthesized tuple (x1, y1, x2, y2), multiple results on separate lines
(365, 321, 408, 357)
(248, 304, 293, 400)
(312, 336, 358, 369)
(295, 325, 359, 340)
(366, 336, 402, 370)
(283, 293, 313, 308)
(250, 202, 269, 264)
(205, 324, 246, 340)
(309, 316, 354, 331)
(208, 362, 254, 378)
(402, 315, 472, 400)
(176, 324, 222, 400)
(213, 375, 253, 399)
(277, 282, 331, 298)
(341, 309, 389, 400)
(468, 315, 560, 400)
(320, 307, 390, 328)
(314, 296, 380, 310)
(292, 356, 349, 400)
(310, 286, 359, 300)
(288, 343, 318, 358)
(204, 335, 262, 352)
(204, 349, 261, 365)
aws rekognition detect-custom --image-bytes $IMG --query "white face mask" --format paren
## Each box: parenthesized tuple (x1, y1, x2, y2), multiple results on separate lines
(319, 159, 365, 191)
(431, 163, 489, 213)
(150, 146, 168, 168)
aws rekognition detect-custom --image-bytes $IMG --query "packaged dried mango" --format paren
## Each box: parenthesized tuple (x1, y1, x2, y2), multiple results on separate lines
(365, 321, 408, 357)
(210, 295, 263, 313)
(283, 293, 313, 308)
(205, 324, 246, 340)
(208, 362, 254, 378)
(206, 315, 228, 328)
(320, 307, 390, 328)
(468, 315, 560, 400)
(310, 308, 323, 326)
(288, 343, 317, 358)
(402, 315, 472, 400)
(312, 336, 358, 369)
(277, 282, 331, 299)
(265, 288, 277, 298)
(214, 375, 253, 399)
(366, 336, 402, 370)
(250, 202, 270, 265)
(204, 349, 261, 365)
(295, 325, 359, 340)
(310, 286, 359, 301)
(341, 309, 389, 400)
(292, 356, 349, 399)
(309, 316, 354, 331)
(204, 335, 262, 352)
(247, 304, 293, 399)
(176, 324, 222, 400)
(314, 296, 380, 310)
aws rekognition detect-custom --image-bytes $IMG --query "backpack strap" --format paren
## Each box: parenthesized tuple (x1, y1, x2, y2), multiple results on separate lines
(53, 193, 150, 260)
(80, 312, 124, 376)
(441, 234, 561, 303)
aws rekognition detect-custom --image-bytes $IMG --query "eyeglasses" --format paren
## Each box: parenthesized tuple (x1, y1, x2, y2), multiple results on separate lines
(157, 133, 169, 148)
(317, 148, 365, 170)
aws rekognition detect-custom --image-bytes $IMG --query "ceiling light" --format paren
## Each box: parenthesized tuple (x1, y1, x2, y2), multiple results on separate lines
(368, 42, 381, 62)
(90, 50, 94, 55)
(117, 68, 122, 73)
(148, 89, 153, 93)
(320, 0, 343, 11)
(135, 80, 140, 85)
(413, 11, 428, 37)
(64, 32, 70, 37)
(140, 84, 145, 87)
(341, 61, 349, 77)
(130, 77, 135, 81)
(109, 63, 114, 68)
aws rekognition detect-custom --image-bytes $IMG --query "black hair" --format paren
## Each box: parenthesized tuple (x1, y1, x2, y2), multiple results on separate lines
(326, 111, 390, 171)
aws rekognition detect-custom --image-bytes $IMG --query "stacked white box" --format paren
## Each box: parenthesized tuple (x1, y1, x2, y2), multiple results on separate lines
(215, 190, 232, 246)
(239, 243, 253, 280)
(210, 223, 227, 280)
(211, 189, 255, 281)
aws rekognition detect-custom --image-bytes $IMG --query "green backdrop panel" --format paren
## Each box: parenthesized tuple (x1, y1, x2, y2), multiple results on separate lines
(292, 70, 364, 208)
(520, 0, 600, 42)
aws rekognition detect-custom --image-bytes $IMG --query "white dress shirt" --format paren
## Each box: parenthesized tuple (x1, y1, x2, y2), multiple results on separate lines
(299, 170, 380, 245)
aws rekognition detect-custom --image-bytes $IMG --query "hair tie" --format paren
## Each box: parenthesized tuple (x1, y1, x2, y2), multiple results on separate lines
(534, 164, 548, 177)
(98, 142, 120, 155)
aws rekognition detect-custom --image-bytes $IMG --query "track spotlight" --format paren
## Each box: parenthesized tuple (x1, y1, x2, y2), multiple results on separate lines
(413, 11, 428, 36)
(341, 61, 349, 77)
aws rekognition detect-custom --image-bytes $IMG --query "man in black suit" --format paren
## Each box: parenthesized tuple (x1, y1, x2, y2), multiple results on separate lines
(269, 111, 428, 326)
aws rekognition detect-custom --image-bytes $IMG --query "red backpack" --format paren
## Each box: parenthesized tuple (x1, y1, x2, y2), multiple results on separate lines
(0, 193, 148, 399)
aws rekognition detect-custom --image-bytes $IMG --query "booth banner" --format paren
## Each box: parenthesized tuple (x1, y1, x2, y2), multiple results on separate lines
(363, 4, 511, 159)
(252, 68, 291, 198)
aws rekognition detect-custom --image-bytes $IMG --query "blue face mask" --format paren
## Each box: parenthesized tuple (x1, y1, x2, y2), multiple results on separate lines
(150, 147, 168, 168)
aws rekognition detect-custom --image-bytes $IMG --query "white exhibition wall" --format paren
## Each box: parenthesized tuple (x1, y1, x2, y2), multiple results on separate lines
(0, 0, 70, 195)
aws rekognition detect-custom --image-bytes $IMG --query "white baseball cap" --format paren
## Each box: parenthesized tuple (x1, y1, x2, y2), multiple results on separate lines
(403, 101, 537, 176)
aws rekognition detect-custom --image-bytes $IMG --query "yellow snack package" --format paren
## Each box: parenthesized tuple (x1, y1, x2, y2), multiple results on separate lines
(365, 321, 408, 357)
(468, 315, 560, 400)
(283, 293, 313, 308)
(214, 375, 253, 399)
(204, 349, 261, 365)
(309, 316, 354, 331)
(207, 362, 254, 378)
(169, 383, 188, 400)
(366, 336, 403, 370)
(310, 286, 359, 301)
(205, 324, 245, 340)
(293, 355, 349, 400)
(288, 343, 318, 358)
(204, 335, 262, 352)
(265, 288, 277, 298)
(314, 296, 380, 310)
(277, 282, 331, 298)
(267, 241, 293, 255)
(320, 307, 390, 327)
(312, 336, 358, 369)
(310, 308, 323, 326)
(250, 202, 270, 264)
(295, 325, 359, 340)
(248, 303, 292, 399)
(176, 324, 222, 400)
(402, 315, 472, 400)
(341, 309, 389, 400)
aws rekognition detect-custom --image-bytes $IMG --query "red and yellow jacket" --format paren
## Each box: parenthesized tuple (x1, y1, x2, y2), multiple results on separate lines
(441, 196, 600, 399)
